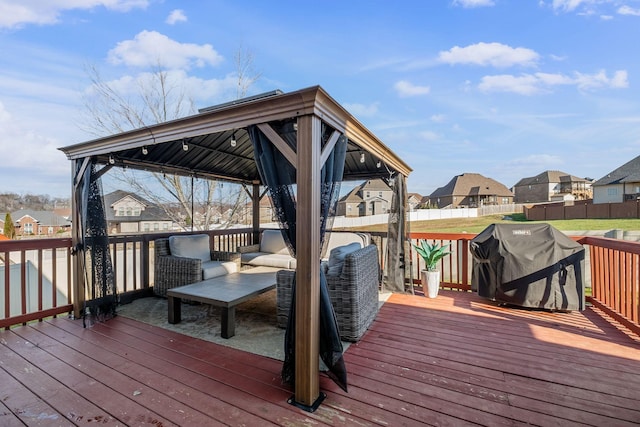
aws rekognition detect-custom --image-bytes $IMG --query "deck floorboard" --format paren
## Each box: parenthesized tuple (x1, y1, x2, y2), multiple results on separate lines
(2, 290, 640, 426)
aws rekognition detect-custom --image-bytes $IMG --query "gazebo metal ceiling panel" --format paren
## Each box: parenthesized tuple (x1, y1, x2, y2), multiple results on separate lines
(59, 86, 412, 183)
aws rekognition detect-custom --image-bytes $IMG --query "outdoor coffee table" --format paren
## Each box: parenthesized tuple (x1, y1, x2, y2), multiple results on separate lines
(166, 266, 279, 338)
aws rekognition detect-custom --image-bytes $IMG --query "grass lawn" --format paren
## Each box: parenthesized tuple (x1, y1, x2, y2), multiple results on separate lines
(348, 213, 640, 234)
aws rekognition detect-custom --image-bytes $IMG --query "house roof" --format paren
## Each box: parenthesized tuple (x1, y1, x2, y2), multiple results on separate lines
(593, 154, 640, 186)
(339, 186, 363, 203)
(102, 190, 172, 222)
(514, 170, 589, 187)
(339, 178, 391, 203)
(10, 209, 71, 226)
(429, 173, 513, 198)
(58, 86, 411, 184)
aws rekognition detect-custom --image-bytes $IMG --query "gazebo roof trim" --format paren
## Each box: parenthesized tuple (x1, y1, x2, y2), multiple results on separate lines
(59, 85, 412, 183)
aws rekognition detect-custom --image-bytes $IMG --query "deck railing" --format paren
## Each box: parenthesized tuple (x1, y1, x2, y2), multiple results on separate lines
(1, 229, 639, 336)
(577, 236, 640, 336)
(1, 229, 256, 329)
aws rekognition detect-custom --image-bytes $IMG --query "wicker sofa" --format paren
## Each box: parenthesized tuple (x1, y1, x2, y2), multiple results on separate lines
(237, 229, 370, 270)
(276, 244, 380, 342)
(153, 234, 240, 297)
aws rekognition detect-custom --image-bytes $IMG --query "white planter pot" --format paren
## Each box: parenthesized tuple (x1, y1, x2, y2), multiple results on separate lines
(420, 270, 440, 298)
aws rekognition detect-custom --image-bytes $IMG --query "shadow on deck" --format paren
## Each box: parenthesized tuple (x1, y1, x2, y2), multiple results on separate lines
(1, 290, 639, 426)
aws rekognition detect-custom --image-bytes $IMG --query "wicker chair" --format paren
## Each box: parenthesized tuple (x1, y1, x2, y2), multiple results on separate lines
(276, 244, 380, 342)
(153, 237, 241, 297)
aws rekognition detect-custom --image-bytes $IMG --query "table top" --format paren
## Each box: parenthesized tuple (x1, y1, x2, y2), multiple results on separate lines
(166, 266, 279, 307)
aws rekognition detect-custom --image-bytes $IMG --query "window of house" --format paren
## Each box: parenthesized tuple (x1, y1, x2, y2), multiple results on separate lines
(24, 223, 33, 234)
(153, 223, 159, 231)
(608, 188, 618, 196)
(143, 223, 150, 232)
(366, 192, 370, 198)
(378, 191, 382, 197)
(126, 208, 132, 216)
(347, 205, 352, 211)
(118, 207, 124, 216)
(133, 208, 141, 216)
(48, 226, 53, 234)
(162, 223, 169, 230)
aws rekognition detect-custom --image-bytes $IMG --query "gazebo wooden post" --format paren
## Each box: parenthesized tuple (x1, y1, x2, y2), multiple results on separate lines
(293, 114, 323, 408)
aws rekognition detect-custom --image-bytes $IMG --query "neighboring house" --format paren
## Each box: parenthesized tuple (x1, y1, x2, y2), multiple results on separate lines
(2, 209, 71, 236)
(103, 190, 173, 234)
(427, 173, 513, 208)
(407, 193, 423, 211)
(512, 170, 593, 203)
(337, 179, 393, 217)
(592, 154, 640, 204)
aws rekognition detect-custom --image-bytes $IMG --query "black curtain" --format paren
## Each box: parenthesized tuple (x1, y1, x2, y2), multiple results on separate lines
(383, 173, 409, 293)
(248, 119, 348, 392)
(74, 160, 117, 326)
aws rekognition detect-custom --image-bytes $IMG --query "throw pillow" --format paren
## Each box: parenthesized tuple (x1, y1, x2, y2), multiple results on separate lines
(169, 234, 211, 262)
(326, 242, 361, 276)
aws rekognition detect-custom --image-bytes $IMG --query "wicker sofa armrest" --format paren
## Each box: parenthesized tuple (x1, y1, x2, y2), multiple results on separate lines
(327, 245, 380, 341)
(154, 255, 202, 297)
(237, 244, 260, 254)
(211, 250, 241, 271)
(276, 244, 380, 342)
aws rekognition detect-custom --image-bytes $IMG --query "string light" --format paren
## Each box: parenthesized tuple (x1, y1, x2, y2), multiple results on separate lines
(360, 152, 366, 163)
(182, 140, 189, 151)
(230, 131, 237, 147)
(142, 146, 148, 155)
(108, 155, 115, 165)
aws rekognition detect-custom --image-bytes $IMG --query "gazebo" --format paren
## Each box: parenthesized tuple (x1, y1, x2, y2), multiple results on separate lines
(60, 85, 412, 411)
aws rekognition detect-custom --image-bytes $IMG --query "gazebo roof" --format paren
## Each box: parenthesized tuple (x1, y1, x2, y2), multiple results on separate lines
(59, 86, 411, 182)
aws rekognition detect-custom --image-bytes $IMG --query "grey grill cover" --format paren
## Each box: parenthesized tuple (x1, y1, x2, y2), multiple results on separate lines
(471, 223, 585, 311)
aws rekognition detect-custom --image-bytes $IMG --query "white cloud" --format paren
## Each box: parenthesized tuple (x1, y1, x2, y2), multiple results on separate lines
(479, 74, 543, 95)
(344, 102, 380, 117)
(107, 31, 224, 69)
(574, 69, 629, 90)
(166, 9, 187, 25)
(394, 80, 431, 97)
(618, 5, 640, 16)
(430, 114, 446, 123)
(419, 130, 440, 141)
(87, 69, 240, 106)
(551, 0, 589, 13)
(478, 69, 628, 94)
(438, 42, 540, 68)
(506, 154, 563, 168)
(0, 101, 69, 178)
(0, 0, 148, 28)
(452, 0, 495, 7)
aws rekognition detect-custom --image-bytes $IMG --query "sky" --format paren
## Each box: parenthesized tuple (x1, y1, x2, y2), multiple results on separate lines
(1, 0, 639, 199)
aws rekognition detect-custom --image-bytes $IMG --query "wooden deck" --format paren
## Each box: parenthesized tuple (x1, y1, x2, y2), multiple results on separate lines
(2, 290, 640, 426)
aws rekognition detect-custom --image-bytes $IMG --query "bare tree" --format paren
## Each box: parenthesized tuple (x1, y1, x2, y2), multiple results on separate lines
(81, 52, 261, 231)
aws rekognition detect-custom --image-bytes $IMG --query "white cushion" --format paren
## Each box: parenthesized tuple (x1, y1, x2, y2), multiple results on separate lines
(169, 234, 210, 262)
(326, 242, 361, 276)
(243, 252, 292, 269)
(259, 230, 290, 255)
(202, 260, 237, 280)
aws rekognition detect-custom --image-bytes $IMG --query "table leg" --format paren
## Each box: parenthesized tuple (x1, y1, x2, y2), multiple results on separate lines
(168, 296, 181, 324)
(221, 306, 236, 338)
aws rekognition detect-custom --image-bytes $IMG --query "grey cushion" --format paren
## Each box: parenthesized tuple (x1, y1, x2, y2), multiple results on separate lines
(326, 242, 361, 276)
(202, 260, 237, 279)
(169, 234, 210, 262)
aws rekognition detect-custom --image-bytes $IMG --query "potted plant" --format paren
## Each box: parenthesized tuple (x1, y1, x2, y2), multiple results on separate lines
(413, 240, 451, 298)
